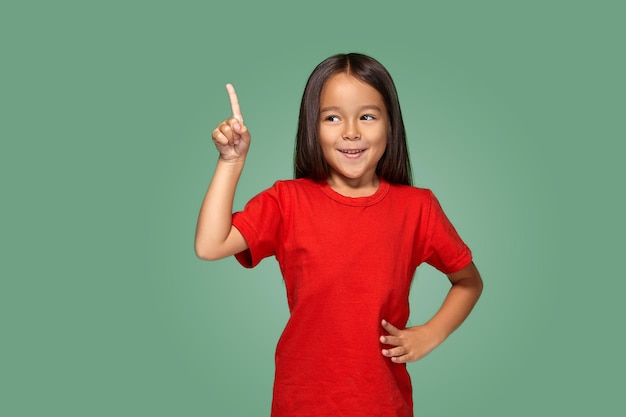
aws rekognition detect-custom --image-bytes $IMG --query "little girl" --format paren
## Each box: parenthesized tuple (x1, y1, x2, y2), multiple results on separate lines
(195, 53, 483, 417)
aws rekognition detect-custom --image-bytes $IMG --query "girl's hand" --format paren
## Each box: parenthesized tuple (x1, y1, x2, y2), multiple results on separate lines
(212, 83, 251, 162)
(380, 263, 483, 364)
(379, 319, 444, 363)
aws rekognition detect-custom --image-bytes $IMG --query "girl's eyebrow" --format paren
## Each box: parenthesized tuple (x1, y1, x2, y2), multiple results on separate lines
(319, 105, 383, 113)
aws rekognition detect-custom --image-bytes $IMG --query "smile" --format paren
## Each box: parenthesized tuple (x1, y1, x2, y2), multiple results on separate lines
(338, 149, 366, 154)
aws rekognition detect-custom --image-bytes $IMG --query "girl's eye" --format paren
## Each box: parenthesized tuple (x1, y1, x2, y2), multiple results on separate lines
(361, 114, 376, 121)
(325, 115, 340, 122)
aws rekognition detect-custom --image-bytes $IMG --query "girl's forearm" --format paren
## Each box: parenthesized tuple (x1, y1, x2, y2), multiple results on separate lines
(194, 158, 245, 260)
(424, 263, 483, 343)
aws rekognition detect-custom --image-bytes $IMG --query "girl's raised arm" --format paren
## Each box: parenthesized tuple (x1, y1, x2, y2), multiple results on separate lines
(195, 84, 250, 260)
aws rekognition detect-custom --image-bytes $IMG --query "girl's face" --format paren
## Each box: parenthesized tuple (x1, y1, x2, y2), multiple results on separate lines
(318, 73, 388, 193)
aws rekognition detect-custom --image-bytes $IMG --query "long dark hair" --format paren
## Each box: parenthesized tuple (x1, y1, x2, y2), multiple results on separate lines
(294, 53, 412, 186)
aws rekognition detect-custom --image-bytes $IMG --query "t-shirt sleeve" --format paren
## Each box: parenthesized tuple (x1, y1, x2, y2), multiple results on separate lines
(422, 190, 473, 274)
(232, 183, 282, 268)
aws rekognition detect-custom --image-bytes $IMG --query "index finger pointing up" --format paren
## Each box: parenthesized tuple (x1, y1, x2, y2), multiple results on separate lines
(225, 83, 243, 124)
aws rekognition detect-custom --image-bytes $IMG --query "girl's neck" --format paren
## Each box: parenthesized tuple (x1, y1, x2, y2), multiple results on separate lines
(326, 174, 381, 198)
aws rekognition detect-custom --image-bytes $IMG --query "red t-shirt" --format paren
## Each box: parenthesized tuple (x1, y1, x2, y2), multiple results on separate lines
(232, 178, 472, 417)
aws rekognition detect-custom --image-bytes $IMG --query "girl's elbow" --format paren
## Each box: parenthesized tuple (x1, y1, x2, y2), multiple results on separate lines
(475, 275, 484, 297)
(195, 244, 222, 261)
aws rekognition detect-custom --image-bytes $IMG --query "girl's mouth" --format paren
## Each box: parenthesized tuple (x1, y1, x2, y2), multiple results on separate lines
(338, 148, 366, 160)
(338, 149, 365, 154)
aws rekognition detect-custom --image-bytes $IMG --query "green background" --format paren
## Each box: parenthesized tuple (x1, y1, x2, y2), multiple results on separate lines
(2, 0, 624, 415)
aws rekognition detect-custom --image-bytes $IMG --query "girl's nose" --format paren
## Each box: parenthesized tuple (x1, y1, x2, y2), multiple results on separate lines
(342, 122, 360, 140)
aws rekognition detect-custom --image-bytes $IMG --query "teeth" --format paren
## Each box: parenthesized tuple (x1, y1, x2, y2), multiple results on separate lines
(340, 149, 364, 154)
